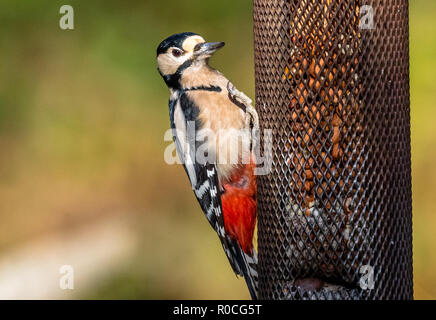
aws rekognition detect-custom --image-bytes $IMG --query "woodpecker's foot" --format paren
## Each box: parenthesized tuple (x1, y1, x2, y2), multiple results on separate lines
(226, 81, 259, 130)
(248, 108, 260, 151)
(244, 105, 259, 131)
(227, 81, 253, 106)
(226, 81, 259, 150)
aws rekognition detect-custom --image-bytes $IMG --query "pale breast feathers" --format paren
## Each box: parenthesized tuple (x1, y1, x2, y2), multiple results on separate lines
(187, 89, 250, 183)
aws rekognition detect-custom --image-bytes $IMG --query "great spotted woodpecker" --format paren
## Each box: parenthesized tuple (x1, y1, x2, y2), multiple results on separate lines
(157, 32, 259, 299)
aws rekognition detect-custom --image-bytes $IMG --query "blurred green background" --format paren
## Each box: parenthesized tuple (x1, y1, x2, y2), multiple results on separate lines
(0, 0, 434, 299)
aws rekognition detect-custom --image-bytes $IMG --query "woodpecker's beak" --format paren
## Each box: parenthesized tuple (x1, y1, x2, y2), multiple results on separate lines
(194, 42, 225, 58)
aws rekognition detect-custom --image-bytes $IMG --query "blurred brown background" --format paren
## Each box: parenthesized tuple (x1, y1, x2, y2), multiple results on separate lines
(0, 0, 434, 299)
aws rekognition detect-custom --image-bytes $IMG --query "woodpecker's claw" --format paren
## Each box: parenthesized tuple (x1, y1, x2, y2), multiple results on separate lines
(227, 82, 253, 106)
(246, 106, 259, 151)
(245, 105, 259, 131)
(226, 82, 259, 150)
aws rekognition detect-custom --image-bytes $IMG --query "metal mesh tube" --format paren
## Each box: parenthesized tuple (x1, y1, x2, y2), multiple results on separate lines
(254, 0, 412, 299)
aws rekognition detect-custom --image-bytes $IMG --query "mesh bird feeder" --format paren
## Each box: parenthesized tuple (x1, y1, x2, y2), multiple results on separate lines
(254, 0, 412, 299)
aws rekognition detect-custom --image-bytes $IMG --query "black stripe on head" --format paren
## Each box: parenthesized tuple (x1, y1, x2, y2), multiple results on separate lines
(157, 32, 199, 56)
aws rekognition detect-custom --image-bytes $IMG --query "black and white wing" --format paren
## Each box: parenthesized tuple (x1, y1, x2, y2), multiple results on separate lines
(169, 92, 258, 299)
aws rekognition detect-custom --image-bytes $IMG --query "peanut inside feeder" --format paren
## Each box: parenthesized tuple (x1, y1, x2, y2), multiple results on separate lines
(284, 0, 366, 286)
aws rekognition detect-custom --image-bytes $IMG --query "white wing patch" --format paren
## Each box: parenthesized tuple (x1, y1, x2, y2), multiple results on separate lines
(173, 100, 197, 188)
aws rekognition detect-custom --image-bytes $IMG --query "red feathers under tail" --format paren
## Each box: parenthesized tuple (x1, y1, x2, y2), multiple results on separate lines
(221, 162, 257, 255)
(220, 161, 258, 299)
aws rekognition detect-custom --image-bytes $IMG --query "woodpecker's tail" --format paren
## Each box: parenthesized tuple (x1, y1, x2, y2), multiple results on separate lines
(229, 241, 258, 300)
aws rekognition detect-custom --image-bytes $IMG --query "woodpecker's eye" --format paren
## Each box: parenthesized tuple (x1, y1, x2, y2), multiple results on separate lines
(172, 49, 183, 58)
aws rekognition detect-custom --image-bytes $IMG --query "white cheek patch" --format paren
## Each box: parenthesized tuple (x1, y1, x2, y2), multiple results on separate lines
(157, 54, 179, 76)
(157, 48, 193, 76)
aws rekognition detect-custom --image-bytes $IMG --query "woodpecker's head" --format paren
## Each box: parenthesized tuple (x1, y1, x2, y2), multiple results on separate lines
(156, 32, 225, 89)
